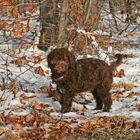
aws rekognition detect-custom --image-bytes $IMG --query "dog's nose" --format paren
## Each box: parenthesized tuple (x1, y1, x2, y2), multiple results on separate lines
(54, 65, 65, 73)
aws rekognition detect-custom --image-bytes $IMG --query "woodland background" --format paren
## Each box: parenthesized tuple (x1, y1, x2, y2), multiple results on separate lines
(0, 0, 140, 140)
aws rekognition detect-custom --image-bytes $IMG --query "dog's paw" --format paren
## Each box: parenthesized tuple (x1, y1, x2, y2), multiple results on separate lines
(61, 107, 71, 113)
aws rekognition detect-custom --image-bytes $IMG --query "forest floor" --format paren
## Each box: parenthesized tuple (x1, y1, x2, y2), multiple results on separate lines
(0, 33, 140, 140)
(0, 6, 140, 140)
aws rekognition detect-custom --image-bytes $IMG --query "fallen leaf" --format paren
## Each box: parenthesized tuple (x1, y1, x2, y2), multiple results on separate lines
(12, 123, 23, 132)
(0, 98, 5, 102)
(123, 84, 135, 90)
(0, 113, 5, 126)
(0, 85, 6, 91)
(115, 69, 125, 78)
(8, 49, 16, 57)
(33, 56, 42, 64)
(20, 93, 36, 100)
(0, 128, 5, 135)
(34, 66, 45, 76)
(25, 114, 34, 123)
(11, 56, 27, 65)
(34, 101, 44, 110)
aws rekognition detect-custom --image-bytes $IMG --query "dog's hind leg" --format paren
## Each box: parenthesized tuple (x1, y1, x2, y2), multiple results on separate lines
(94, 86, 112, 112)
(92, 88, 103, 110)
(103, 92, 112, 112)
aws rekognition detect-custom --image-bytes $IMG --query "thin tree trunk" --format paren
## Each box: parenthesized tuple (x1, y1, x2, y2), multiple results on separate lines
(90, 0, 102, 31)
(57, 0, 69, 47)
(109, 0, 119, 31)
(83, 0, 94, 26)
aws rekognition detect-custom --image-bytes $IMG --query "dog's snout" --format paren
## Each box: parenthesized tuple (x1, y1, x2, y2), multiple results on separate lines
(54, 64, 66, 73)
(53, 61, 68, 73)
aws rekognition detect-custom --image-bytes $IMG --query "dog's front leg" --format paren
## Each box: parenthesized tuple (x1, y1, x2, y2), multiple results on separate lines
(60, 93, 74, 113)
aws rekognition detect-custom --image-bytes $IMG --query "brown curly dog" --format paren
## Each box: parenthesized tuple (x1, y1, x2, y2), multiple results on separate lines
(47, 48, 122, 113)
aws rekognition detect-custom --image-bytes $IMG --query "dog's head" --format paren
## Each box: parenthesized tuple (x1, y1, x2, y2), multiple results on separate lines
(47, 48, 76, 81)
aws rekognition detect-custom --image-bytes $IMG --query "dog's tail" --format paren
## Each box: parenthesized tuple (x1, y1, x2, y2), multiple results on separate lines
(110, 54, 123, 71)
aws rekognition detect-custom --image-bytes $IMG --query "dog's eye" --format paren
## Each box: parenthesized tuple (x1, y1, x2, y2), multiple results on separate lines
(51, 60, 57, 65)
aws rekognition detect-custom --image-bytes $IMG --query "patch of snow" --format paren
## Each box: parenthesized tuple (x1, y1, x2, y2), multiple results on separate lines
(52, 101, 61, 111)
(85, 104, 95, 110)
(130, 111, 140, 120)
(111, 101, 123, 111)
(50, 112, 61, 117)
(93, 30, 110, 36)
(132, 87, 140, 92)
(12, 109, 30, 116)
(63, 112, 80, 118)
(72, 102, 83, 110)
(9, 98, 23, 107)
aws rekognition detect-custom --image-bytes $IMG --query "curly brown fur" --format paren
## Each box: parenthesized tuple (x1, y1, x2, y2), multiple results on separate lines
(47, 48, 122, 113)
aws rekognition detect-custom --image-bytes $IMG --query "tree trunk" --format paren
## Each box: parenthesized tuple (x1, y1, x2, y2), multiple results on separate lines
(83, 0, 94, 26)
(57, 0, 69, 47)
(38, 0, 60, 51)
(109, 0, 118, 31)
(90, 0, 102, 31)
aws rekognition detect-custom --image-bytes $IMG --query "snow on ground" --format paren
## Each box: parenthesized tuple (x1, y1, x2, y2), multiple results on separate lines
(0, 7, 140, 139)
(0, 34, 140, 139)
(0, 40, 140, 126)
